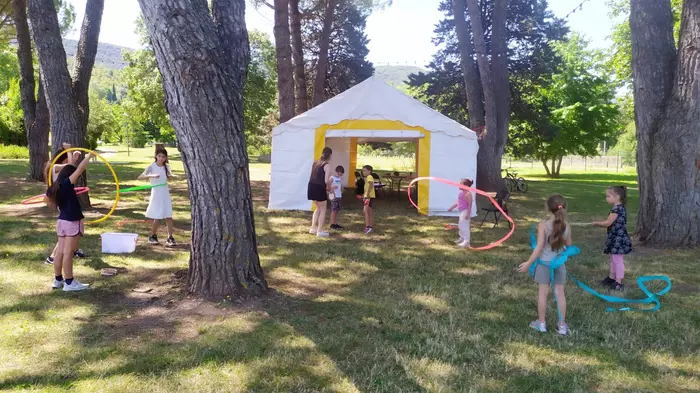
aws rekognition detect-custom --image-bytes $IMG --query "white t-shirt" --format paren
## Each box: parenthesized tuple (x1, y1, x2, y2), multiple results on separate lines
(330, 176, 342, 198)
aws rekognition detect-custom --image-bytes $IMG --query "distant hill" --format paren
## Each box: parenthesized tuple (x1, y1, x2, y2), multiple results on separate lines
(63, 39, 133, 69)
(374, 65, 425, 87)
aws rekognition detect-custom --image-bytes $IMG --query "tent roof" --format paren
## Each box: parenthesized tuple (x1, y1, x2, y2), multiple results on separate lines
(273, 76, 478, 140)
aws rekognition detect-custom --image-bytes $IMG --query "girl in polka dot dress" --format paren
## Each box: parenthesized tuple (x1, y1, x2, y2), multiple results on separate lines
(592, 186, 632, 292)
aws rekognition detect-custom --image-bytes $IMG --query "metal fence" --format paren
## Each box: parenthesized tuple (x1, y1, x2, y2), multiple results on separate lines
(503, 154, 634, 172)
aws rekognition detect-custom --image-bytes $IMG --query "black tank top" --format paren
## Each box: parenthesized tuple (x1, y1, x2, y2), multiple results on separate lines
(310, 162, 326, 185)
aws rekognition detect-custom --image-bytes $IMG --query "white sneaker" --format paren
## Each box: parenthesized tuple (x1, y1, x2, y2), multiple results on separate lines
(52, 279, 64, 289)
(62, 280, 89, 292)
(316, 231, 330, 238)
(458, 241, 470, 248)
(529, 320, 547, 332)
(455, 237, 464, 244)
(557, 323, 570, 336)
(309, 229, 317, 235)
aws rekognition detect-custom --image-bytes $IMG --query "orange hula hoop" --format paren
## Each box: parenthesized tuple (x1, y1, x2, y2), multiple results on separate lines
(407, 177, 515, 250)
(21, 187, 90, 205)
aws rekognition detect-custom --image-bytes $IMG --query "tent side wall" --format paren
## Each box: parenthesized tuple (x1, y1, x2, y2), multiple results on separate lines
(268, 129, 316, 211)
(428, 132, 479, 217)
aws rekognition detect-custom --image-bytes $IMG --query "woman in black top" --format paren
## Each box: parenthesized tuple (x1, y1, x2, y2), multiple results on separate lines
(308, 147, 332, 237)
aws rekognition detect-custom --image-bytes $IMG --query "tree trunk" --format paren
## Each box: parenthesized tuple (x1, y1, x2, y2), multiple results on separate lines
(451, 0, 485, 130)
(289, 0, 308, 114)
(274, 0, 295, 122)
(14, 0, 35, 128)
(27, 0, 85, 151)
(555, 156, 563, 177)
(14, 0, 49, 181)
(28, 80, 50, 182)
(465, 0, 505, 191)
(71, 0, 104, 127)
(311, 0, 336, 107)
(491, 0, 511, 156)
(631, 0, 700, 247)
(541, 158, 551, 177)
(28, 0, 104, 206)
(137, 0, 267, 299)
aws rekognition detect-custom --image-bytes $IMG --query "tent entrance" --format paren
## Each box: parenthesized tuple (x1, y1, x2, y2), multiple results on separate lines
(317, 123, 431, 213)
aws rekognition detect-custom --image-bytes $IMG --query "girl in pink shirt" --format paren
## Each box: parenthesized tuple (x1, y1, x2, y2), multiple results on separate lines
(448, 178, 474, 248)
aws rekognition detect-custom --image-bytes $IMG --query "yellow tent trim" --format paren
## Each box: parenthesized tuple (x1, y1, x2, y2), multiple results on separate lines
(312, 119, 431, 214)
(349, 137, 358, 186)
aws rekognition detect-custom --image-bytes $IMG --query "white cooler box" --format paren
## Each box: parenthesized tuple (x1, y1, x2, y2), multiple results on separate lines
(101, 233, 138, 254)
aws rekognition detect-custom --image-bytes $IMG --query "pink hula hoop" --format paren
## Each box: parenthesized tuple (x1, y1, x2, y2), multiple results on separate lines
(21, 187, 90, 205)
(407, 177, 515, 250)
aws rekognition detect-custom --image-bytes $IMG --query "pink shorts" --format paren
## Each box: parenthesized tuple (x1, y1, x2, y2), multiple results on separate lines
(56, 220, 84, 237)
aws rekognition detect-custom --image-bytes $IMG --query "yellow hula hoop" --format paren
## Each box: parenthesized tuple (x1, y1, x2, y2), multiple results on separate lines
(47, 147, 120, 225)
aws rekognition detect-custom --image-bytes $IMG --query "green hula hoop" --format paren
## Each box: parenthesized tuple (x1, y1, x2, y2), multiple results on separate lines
(116, 183, 167, 193)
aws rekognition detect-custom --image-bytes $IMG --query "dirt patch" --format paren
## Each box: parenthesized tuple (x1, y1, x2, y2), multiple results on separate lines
(99, 298, 237, 343)
(92, 269, 276, 344)
(0, 203, 56, 218)
(251, 180, 270, 203)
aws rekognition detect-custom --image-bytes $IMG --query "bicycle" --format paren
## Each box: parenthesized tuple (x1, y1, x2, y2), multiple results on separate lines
(502, 168, 528, 193)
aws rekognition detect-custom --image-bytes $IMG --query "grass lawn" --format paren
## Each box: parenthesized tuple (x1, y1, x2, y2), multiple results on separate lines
(0, 151, 698, 393)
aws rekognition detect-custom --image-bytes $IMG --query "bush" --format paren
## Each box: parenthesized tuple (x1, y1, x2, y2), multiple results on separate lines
(0, 144, 29, 159)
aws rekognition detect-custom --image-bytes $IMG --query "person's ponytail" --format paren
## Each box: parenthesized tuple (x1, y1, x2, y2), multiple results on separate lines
(546, 194, 568, 251)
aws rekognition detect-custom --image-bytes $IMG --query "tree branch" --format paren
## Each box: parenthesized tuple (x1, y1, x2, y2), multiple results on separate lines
(72, 0, 104, 126)
(0, 12, 12, 32)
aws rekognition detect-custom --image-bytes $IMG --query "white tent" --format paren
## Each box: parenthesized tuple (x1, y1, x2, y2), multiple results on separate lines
(268, 76, 479, 216)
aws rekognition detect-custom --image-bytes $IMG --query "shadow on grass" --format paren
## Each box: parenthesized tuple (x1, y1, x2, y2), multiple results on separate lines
(1, 163, 699, 392)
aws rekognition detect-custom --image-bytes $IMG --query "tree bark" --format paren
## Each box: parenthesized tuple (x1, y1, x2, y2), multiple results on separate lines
(14, 0, 49, 181)
(311, 0, 336, 107)
(212, 0, 250, 92)
(465, 0, 505, 191)
(274, 0, 295, 122)
(631, 0, 700, 247)
(71, 0, 104, 127)
(137, 0, 267, 299)
(451, 0, 485, 130)
(289, 0, 308, 114)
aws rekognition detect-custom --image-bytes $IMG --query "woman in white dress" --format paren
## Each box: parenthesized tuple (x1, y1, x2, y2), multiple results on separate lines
(138, 148, 176, 246)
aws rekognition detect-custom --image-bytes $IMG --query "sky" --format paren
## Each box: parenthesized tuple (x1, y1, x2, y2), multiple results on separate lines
(66, 0, 618, 67)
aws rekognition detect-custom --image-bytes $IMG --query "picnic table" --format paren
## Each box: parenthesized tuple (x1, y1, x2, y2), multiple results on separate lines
(383, 173, 417, 198)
